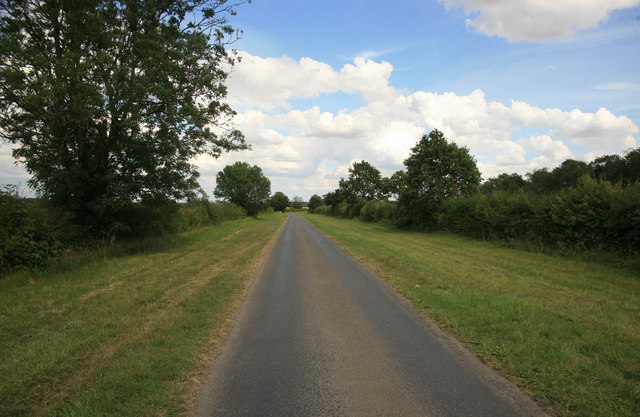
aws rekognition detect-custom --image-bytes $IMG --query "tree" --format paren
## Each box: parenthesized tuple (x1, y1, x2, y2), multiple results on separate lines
(323, 190, 345, 208)
(622, 147, 640, 185)
(269, 192, 289, 212)
(338, 160, 384, 208)
(0, 0, 249, 234)
(551, 159, 590, 190)
(398, 129, 481, 228)
(480, 173, 526, 195)
(291, 196, 304, 210)
(525, 168, 554, 194)
(308, 194, 323, 212)
(590, 154, 624, 183)
(382, 170, 407, 201)
(214, 162, 270, 216)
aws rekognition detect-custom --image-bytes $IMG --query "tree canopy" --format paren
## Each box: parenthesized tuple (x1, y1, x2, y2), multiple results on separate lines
(480, 173, 526, 195)
(398, 129, 481, 228)
(338, 160, 385, 207)
(308, 194, 323, 212)
(0, 0, 249, 234)
(214, 162, 271, 216)
(269, 192, 290, 212)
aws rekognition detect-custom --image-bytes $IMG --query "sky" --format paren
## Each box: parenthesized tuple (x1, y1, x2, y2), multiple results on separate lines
(1, 0, 640, 201)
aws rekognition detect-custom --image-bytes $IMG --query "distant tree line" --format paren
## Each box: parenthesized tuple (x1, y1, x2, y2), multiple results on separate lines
(312, 130, 640, 259)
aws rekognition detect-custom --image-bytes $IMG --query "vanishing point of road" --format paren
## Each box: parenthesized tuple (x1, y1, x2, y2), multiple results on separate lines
(194, 214, 547, 417)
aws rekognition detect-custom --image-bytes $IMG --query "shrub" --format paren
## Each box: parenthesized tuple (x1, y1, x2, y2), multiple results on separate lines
(312, 205, 332, 215)
(0, 189, 66, 275)
(360, 201, 397, 222)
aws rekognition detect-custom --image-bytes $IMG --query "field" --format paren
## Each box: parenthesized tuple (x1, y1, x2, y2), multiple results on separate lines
(302, 214, 640, 417)
(0, 214, 286, 416)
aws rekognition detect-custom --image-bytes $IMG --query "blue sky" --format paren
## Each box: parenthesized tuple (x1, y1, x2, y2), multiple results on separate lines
(2, 0, 639, 200)
(232, 0, 639, 114)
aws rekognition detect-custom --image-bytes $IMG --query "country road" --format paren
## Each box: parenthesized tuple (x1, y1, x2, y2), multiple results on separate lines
(193, 214, 546, 417)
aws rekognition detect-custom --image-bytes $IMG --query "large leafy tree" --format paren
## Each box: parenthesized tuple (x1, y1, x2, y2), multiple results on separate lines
(269, 191, 289, 212)
(214, 162, 270, 216)
(398, 129, 481, 228)
(0, 0, 249, 233)
(307, 194, 323, 212)
(338, 160, 385, 208)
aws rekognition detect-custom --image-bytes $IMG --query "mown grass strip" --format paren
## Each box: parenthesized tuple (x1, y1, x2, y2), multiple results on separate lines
(302, 214, 640, 417)
(0, 214, 287, 417)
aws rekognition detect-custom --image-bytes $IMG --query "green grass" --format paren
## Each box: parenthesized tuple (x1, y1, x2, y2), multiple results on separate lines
(0, 214, 287, 417)
(302, 213, 640, 417)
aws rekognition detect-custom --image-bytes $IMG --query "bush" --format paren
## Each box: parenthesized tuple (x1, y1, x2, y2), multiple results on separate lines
(437, 176, 639, 256)
(360, 201, 397, 222)
(550, 177, 639, 253)
(312, 205, 332, 215)
(0, 189, 67, 275)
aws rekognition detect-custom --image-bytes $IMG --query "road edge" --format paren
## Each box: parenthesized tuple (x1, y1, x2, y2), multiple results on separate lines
(186, 214, 290, 416)
(299, 213, 550, 417)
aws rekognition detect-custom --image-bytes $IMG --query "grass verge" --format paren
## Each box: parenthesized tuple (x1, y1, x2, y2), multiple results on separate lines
(302, 213, 640, 417)
(0, 214, 287, 417)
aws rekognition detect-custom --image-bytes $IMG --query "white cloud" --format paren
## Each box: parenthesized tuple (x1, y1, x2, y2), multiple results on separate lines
(214, 52, 639, 198)
(226, 52, 396, 111)
(438, 0, 640, 41)
(524, 135, 574, 162)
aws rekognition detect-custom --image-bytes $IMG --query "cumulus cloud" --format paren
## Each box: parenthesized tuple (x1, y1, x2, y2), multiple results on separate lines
(211, 52, 639, 198)
(227, 52, 396, 111)
(438, 0, 640, 41)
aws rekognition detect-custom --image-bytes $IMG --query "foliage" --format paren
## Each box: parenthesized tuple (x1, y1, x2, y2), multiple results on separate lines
(312, 205, 332, 215)
(398, 129, 481, 229)
(550, 159, 590, 190)
(170, 200, 245, 233)
(0, 187, 69, 275)
(359, 201, 397, 223)
(313, 135, 638, 260)
(550, 177, 639, 253)
(323, 189, 346, 209)
(382, 170, 407, 201)
(480, 173, 526, 194)
(589, 147, 640, 186)
(0, 0, 249, 235)
(338, 160, 385, 208)
(439, 177, 640, 257)
(307, 194, 323, 212)
(0, 187, 245, 275)
(214, 162, 271, 216)
(438, 191, 550, 243)
(269, 191, 290, 212)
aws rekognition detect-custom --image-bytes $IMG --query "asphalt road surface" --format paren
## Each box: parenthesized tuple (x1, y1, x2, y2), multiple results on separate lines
(194, 214, 546, 417)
